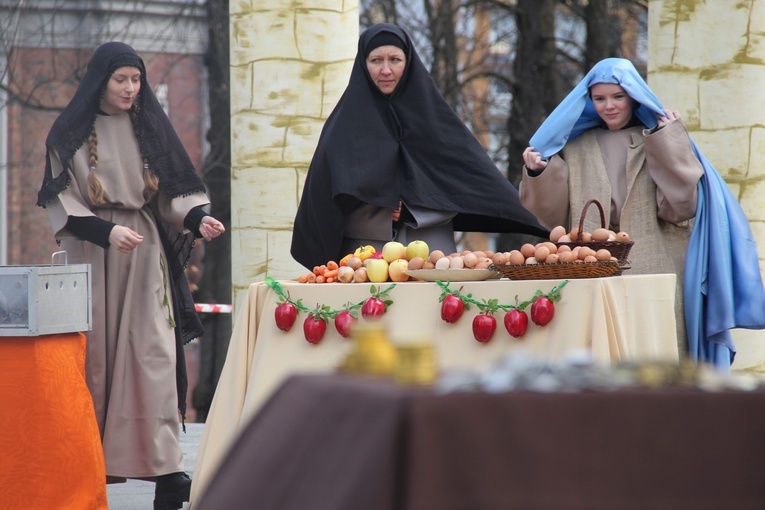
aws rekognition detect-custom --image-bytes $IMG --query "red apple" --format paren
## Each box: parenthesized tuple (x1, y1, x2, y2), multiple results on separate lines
(274, 302, 297, 332)
(334, 310, 356, 338)
(440, 294, 465, 324)
(472, 313, 496, 343)
(303, 315, 327, 344)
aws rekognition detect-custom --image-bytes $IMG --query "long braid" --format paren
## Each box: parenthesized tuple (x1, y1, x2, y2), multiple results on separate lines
(86, 123, 106, 205)
(129, 107, 159, 192)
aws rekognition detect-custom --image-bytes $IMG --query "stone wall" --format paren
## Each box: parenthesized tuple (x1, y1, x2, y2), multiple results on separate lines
(648, 0, 765, 369)
(229, 0, 359, 309)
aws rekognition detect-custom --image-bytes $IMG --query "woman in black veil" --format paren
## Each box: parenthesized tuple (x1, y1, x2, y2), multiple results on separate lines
(291, 23, 547, 269)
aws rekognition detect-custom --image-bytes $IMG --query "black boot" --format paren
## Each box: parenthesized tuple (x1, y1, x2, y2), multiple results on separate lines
(154, 471, 191, 510)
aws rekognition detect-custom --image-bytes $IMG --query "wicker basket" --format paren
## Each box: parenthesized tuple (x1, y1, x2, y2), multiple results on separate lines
(556, 199, 634, 262)
(490, 260, 630, 280)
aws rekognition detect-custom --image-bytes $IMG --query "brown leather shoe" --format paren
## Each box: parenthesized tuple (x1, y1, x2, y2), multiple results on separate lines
(154, 472, 191, 510)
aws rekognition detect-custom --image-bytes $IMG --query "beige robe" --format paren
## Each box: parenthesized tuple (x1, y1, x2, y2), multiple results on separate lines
(519, 121, 703, 354)
(45, 112, 209, 479)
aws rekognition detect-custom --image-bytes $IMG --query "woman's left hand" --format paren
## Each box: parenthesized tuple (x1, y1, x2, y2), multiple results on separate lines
(200, 216, 225, 241)
(657, 109, 681, 128)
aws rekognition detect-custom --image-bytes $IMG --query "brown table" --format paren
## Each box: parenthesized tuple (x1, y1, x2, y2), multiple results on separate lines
(194, 373, 765, 510)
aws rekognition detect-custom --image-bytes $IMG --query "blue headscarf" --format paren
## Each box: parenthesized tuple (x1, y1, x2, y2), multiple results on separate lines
(529, 58, 765, 370)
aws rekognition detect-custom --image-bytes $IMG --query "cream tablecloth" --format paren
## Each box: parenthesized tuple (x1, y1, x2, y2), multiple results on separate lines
(189, 274, 679, 504)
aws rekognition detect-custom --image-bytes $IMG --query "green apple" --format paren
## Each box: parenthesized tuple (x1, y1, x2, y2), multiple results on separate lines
(366, 258, 390, 283)
(382, 241, 407, 263)
(388, 258, 410, 282)
(406, 240, 430, 261)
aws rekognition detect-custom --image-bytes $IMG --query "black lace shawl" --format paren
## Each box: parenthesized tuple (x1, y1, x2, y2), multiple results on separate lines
(290, 24, 548, 269)
(37, 42, 205, 423)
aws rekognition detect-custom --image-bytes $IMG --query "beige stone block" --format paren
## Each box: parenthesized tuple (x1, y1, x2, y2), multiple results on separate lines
(250, 60, 324, 118)
(231, 167, 301, 229)
(741, 180, 765, 221)
(295, 9, 359, 62)
(671, 2, 749, 68)
(231, 64, 253, 112)
(231, 11, 299, 66)
(750, 221, 765, 252)
(731, 328, 765, 372)
(230, 1, 252, 15)
(699, 65, 765, 130)
(647, 71, 700, 128)
(231, 228, 304, 306)
(253, 0, 351, 9)
(690, 128, 748, 178)
(322, 61, 355, 115)
(231, 111, 289, 167)
(749, 127, 765, 179)
(283, 117, 325, 163)
(752, 4, 765, 64)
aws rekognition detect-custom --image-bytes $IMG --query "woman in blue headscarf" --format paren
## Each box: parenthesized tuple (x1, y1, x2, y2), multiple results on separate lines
(519, 58, 765, 369)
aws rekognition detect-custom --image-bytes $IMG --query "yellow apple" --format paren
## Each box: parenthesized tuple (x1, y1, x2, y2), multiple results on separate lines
(366, 258, 390, 283)
(406, 240, 429, 261)
(382, 241, 407, 263)
(388, 259, 410, 282)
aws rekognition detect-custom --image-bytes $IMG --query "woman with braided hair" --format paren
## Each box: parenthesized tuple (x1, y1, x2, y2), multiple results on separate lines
(37, 42, 224, 510)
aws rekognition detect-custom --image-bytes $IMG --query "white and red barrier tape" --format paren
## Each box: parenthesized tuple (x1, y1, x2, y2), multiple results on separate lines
(195, 303, 233, 314)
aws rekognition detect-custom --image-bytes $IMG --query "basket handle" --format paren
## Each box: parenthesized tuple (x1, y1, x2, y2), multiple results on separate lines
(578, 199, 606, 234)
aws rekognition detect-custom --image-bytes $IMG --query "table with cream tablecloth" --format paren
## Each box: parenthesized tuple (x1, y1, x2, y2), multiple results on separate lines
(190, 274, 679, 504)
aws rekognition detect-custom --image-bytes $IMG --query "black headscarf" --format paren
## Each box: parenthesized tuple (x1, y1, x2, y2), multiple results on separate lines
(37, 41, 206, 207)
(290, 24, 548, 269)
(36, 42, 204, 424)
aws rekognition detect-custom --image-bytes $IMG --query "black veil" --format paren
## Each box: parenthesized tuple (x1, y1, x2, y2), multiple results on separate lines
(291, 24, 547, 269)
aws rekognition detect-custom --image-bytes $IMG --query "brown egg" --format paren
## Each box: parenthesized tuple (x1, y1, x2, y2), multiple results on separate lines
(520, 243, 537, 259)
(578, 247, 595, 260)
(484, 250, 495, 259)
(474, 260, 490, 269)
(429, 250, 445, 264)
(422, 261, 436, 270)
(557, 244, 572, 253)
(549, 225, 567, 242)
(569, 227, 580, 241)
(473, 251, 487, 259)
(584, 255, 598, 263)
(541, 241, 557, 253)
(449, 256, 465, 269)
(592, 228, 611, 241)
(407, 257, 425, 270)
(534, 245, 550, 263)
(580, 231, 593, 242)
(595, 248, 611, 260)
(463, 252, 478, 268)
(557, 234, 572, 243)
(595, 249, 612, 261)
(558, 251, 576, 263)
(546, 253, 560, 264)
(616, 231, 631, 241)
(492, 252, 508, 266)
(508, 250, 525, 265)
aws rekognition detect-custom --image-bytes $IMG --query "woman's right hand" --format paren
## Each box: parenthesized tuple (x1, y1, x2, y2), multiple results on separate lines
(109, 225, 144, 253)
(523, 147, 548, 172)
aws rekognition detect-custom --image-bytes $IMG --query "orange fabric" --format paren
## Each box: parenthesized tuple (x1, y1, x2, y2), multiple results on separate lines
(0, 333, 107, 510)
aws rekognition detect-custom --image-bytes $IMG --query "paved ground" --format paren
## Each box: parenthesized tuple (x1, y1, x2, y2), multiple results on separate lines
(106, 423, 204, 510)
